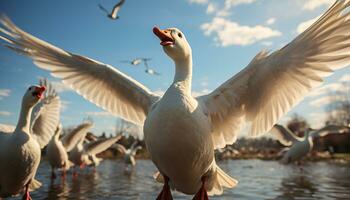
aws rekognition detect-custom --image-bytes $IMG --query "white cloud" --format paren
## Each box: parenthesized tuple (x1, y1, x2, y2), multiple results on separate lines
(86, 111, 113, 117)
(51, 81, 72, 93)
(0, 123, 15, 132)
(201, 17, 281, 46)
(261, 41, 273, 46)
(60, 100, 70, 112)
(308, 112, 329, 128)
(206, 3, 217, 14)
(307, 82, 348, 98)
(0, 89, 11, 100)
(224, 0, 256, 9)
(0, 111, 12, 116)
(296, 15, 319, 34)
(340, 74, 350, 82)
(266, 18, 276, 25)
(303, 0, 333, 11)
(309, 95, 346, 107)
(188, 0, 208, 4)
(192, 89, 210, 97)
(309, 96, 333, 107)
(154, 90, 165, 96)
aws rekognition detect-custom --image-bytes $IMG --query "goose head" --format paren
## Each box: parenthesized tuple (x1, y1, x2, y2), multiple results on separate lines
(22, 85, 46, 107)
(153, 27, 192, 61)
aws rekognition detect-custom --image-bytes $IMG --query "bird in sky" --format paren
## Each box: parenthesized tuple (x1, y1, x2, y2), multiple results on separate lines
(98, 0, 125, 20)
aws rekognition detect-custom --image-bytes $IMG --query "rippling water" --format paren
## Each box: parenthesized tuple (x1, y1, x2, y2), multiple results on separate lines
(6, 159, 350, 200)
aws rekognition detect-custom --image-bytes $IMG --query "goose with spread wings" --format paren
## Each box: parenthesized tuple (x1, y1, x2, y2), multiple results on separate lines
(114, 141, 142, 167)
(271, 124, 350, 164)
(0, 79, 60, 199)
(98, 0, 125, 20)
(1, 0, 350, 198)
(46, 122, 93, 179)
(69, 135, 122, 169)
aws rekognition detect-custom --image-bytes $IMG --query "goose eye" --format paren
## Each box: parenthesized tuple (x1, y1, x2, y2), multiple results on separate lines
(28, 87, 32, 91)
(178, 33, 182, 38)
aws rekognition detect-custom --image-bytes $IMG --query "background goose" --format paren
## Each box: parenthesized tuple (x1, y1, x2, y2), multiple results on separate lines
(1, 0, 350, 198)
(47, 121, 92, 178)
(70, 135, 122, 169)
(271, 124, 350, 164)
(0, 79, 60, 199)
(114, 141, 142, 167)
(46, 124, 73, 179)
(98, 0, 125, 20)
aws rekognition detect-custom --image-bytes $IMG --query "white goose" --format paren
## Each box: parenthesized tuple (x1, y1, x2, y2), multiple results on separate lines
(0, 81, 60, 199)
(46, 124, 71, 179)
(69, 133, 122, 169)
(1, 1, 350, 198)
(47, 121, 93, 177)
(114, 141, 142, 167)
(271, 124, 349, 164)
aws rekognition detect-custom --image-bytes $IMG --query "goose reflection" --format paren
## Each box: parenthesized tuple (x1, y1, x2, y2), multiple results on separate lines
(274, 168, 318, 200)
(45, 179, 69, 200)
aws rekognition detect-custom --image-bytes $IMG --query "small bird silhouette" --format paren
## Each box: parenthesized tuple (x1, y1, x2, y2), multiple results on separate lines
(98, 0, 125, 20)
(120, 58, 151, 66)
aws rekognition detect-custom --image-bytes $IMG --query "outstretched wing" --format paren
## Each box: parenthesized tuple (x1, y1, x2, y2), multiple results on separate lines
(197, 0, 350, 149)
(98, 4, 110, 15)
(84, 135, 122, 155)
(311, 125, 350, 137)
(31, 79, 61, 148)
(111, 0, 125, 18)
(113, 143, 127, 154)
(0, 16, 160, 125)
(61, 122, 93, 152)
(270, 124, 303, 146)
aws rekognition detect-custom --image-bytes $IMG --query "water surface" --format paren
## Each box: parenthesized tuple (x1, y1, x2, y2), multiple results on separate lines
(7, 159, 350, 200)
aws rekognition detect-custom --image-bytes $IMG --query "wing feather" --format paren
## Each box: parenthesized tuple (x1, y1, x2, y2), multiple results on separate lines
(197, 0, 350, 149)
(61, 122, 93, 152)
(85, 135, 122, 155)
(0, 16, 159, 125)
(31, 79, 61, 148)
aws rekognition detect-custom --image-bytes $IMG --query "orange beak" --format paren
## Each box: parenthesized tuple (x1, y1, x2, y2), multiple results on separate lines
(33, 86, 46, 99)
(153, 27, 174, 46)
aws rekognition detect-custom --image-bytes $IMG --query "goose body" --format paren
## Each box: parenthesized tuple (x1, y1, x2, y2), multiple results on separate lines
(0, 81, 60, 198)
(46, 125, 72, 178)
(145, 86, 215, 194)
(0, 130, 41, 197)
(1, 1, 350, 198)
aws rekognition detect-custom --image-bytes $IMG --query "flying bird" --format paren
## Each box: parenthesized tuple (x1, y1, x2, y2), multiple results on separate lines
(120, 58, 151, 66)
(0, 79, 60, 199)
(98, 0, 125, 20)
(142, 58, 161, 75)
(1, 1, 350, 199)
(145, 68, 161, 76)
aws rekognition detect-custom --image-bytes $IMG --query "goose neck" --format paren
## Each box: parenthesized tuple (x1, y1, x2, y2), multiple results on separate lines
(15, 101, 33, 134)
(173, 56, 192, 92)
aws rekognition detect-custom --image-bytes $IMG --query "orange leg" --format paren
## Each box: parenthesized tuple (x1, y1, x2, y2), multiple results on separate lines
(192, 177, 209, 200)
(156, 176, 173, 200)
(22, 182, 32, 200)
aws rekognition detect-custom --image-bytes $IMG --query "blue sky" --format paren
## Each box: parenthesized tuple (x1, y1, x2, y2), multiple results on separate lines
(0, 0, 349, 135)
